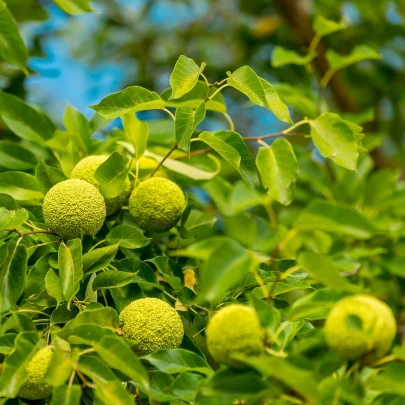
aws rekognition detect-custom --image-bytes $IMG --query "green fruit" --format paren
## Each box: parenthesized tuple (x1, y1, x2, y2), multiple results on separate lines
(71, 155, 132, 216)
(324, 294, 396, 360)
(19, 347, 53, 400)
(43, 179, 106, 240)
(119, 297, 184, 355)
(128, 177, 185, 232)
(206, 304, 264, 368)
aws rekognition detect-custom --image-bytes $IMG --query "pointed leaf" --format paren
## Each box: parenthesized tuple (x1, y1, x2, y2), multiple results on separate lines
(297, 252, 355, 290)
(256, 138, 299, 205)
(0, 194, 28, 230)
(35, 160, 68, 194)
(122, 113, 149, 159)
(93, 152, 131, 199)
(175, 102, 206, 153)
(0, 1, 28, 71)
(0, 171, 43, 200)
(326, 45, 381, 71)
(92, 270, 138, 290)
(90, 86, 165, 119)
(0, 141, 37, 170)
(295, 200, 375, 239)
(309, 112, 362, 170)
(63, 104, 91, 153)
(0, 332, 40, 398)
(199, 130, 258, 187)
(105, 225, 151, 249)
(53, 0, 93, 14)
(170, 55, 206, 99)
(58, 239, 83, 308)
(313, 15, 348, 37)
(50, 385, 82, 405)
(82, 244, 118, 274)
(227, 66, 292, 124)
(46, 268, 64, 306)
(0, 239, 27, 313)
(272, 47, 316, 67)
(0, 91, 55, 144)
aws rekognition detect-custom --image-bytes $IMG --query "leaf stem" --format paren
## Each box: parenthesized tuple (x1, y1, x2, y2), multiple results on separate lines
(208, 83, 229, 100)
(149, 143, 178, 177)
(163, 108, 175, 121)
(308, 33, 321, 54)
(5, 228, 59, 238)
(320, 67, 336, 88)
(223, 112, 235, 131)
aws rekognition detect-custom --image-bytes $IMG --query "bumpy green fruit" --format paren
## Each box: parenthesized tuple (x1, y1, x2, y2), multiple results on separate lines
(206, 304, 264, 368)
(324, 294, 396, 360)
(43, 179, 106, 240)
(19, 347, 53, 400)
(128, 177, 185, 232)
(71, 155, 132, 216)
(119, 297, 184, 355)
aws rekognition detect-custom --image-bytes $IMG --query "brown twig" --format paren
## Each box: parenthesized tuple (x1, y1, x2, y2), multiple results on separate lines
(149, 143, 178, 177)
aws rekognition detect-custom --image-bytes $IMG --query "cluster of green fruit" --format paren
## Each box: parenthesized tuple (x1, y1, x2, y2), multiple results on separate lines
(42, 155, 185, 240)
(20, 293, 396, 399)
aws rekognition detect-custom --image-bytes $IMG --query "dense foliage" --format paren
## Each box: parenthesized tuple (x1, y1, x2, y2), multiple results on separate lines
(0, 1, 405, 405)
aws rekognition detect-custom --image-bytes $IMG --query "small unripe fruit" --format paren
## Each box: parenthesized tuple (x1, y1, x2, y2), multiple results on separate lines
(128, 177, 185, 232)
(19, 347, 53, 400)
(43, 179, 106, 240)
(71, 155, 132, 216)
(119, 297, 184, 356)
(324, 294, 396, 360)
(206, 304, 264, 368)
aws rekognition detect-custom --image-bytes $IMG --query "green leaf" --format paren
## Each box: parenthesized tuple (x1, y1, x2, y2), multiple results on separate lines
(0, 332, 40, 398)
(90, 86, 165, 119)
(251, 277, 312, 299)
(0, 239, 27, 313)
(199, 130, 258, 188)
(169, 55, 206, 100)
(147, 371, 177, 402)
(295, 200, 375, 239)
(288, 289, 349, 321)
(122, 113, 149, 159)
(313, 15, 347, 37)
(272, 47, 316, 67)
(93, 152, 131, 199)
(193, 238, 254, 304)
(171, 373, 204, 401)
(0, 196, 28, 230)
(93, 333, 148, 390)
(92, 270, 138, 290)
(53, 0, 93, 14)
(368, 362, 405, 396)
(61, 141, 81, 177)
(45, 346, 73, 386)
(0, 91, 55, 144)
(0, 1, 28, 71)
(0, 141, 37, 170)
(35, 160, 68, 194)
(236, 355, 321, 404)
(50, 385, 82, 405)
(144, 150, 220, 181)
(0, 171, 43, 200)
(297, 252, 354, 290)
(105, 225, 151, 249)
(309, 112, 363, 170)
(82, 244, 118, 274)
(63, 104, 91, 153)
(326, 45, 381, 71)
(46, 268, 64, 306)
(256, 139, 299, 205)
(58, 239, 83, 308)
(143, 349, 213, 376)
(77, 355, 135, 405)
(0, 334, 16, 354)
(227, 66, 292, 124)
(162, 81, 227, 113)
(175, 102, 206, 153)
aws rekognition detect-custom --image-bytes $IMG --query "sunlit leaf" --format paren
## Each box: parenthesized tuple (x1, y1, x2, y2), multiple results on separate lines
(326, 45, 381, 71)
(272, 47, 316, 67)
